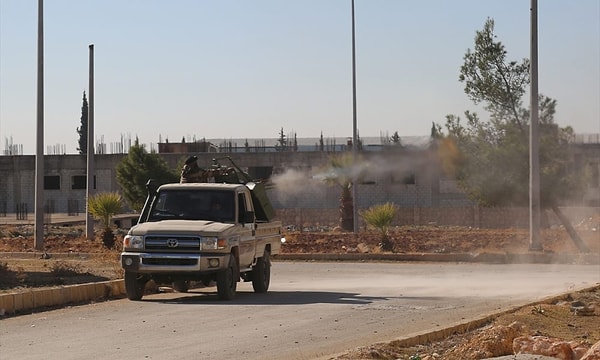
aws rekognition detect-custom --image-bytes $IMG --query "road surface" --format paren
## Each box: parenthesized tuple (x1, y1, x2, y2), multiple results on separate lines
(1, 262, 598, 360)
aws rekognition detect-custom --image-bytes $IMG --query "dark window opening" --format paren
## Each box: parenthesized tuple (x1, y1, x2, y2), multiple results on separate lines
(402, 174, 416, 185)
(391, 173, 416, 185)
(44, 176, 60, 190)
(247, 166, 273, 181)
(71, 175, 96, 190)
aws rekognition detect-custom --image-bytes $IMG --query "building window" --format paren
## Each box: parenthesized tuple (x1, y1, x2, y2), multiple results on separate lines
(247, 166, 273, 181)
(402, 174, 416, 185)
(72, 175, 96, 190)
(391, 174, 416, 185)
(44, 175, 60, 190)
(72, 175, 86, 190)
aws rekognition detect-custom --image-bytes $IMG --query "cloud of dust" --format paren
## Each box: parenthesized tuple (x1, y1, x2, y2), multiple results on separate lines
(270, 150, 436, 204)
(270, 168, 327, 203)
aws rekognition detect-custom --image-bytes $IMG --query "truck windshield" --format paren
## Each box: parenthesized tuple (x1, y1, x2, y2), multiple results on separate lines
(148, 189, 235, 222)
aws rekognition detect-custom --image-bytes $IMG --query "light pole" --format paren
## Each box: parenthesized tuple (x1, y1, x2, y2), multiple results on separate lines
(34, 0, 44, 250)
(86, 44, 95, 239)
(529, 0, 542, 251)
(351, 0, 359, 234)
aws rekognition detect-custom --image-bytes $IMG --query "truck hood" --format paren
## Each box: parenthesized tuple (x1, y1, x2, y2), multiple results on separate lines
(130, 220, 237, 236)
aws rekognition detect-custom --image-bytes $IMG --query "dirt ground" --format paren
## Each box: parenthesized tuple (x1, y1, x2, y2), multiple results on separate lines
(1, 220, 599, 359)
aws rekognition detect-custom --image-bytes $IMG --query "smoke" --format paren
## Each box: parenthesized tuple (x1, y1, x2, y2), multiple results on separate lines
(270, 150, 436, 206)
(270, 168, 327, 205)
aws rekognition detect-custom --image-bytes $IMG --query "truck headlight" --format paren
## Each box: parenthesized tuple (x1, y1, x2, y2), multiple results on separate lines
(200, 237, 218, 250)
(124, 235, 144, 249)
(200, 237, 226, 250)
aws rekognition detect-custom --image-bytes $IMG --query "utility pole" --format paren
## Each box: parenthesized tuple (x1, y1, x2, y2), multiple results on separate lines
(529, 0, 542, 251)
(351, 0, 359, 234)
(34, 0, 44, 250)
(86, 44, 95, 239)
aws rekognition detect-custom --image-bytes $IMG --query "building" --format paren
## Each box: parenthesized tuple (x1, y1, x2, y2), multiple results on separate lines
(1, 136, 598, 228)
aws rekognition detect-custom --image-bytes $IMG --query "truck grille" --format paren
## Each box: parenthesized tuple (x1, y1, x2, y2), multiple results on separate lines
(142, 258, 198, 266)
(145, 235, 201, 251)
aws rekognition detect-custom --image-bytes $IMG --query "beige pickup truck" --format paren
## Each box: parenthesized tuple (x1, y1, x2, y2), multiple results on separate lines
(121, 159, 283, 301)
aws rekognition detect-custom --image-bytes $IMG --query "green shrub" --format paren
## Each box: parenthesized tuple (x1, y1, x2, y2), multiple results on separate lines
(360, 202, 397, 251)
(88, 192, 123, 248)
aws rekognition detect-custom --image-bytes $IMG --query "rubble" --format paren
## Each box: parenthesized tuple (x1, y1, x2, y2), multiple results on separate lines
(580, 341, 600, 360)
(513, 335, 589, 359)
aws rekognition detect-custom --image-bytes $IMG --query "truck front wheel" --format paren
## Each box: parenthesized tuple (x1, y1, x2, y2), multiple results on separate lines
(124, 271, 147, 301)
(252, 250, 271, 293)
(216, 255, 238, 300)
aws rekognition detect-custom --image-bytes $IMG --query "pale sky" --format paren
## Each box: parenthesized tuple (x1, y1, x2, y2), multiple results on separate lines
(1, 0, 599, 155)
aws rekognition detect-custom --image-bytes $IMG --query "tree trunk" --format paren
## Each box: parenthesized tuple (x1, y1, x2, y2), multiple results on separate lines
(101, 228, 116, 249)
(340, 186, 354, 232)
(551, 206, 590, 253)
(380, 233, 393, 252)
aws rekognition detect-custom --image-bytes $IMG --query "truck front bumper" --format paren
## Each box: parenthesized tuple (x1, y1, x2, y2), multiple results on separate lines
(121, 252, 230, 273)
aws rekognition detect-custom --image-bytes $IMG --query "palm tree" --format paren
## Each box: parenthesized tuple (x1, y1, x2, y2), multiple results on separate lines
(320, 154, 359, 231)
(360, 203, 397, 251)
(88, 192, 123, 248)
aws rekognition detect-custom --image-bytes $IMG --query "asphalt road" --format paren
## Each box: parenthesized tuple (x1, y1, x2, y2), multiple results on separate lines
(1, 262, 599, 360)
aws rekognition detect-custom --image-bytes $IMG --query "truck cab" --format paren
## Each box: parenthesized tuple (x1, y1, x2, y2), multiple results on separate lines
(121, 159, 282, 301)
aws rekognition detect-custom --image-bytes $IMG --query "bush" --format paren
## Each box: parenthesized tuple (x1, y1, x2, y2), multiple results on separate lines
(88, 192, 123, 248)
(360, 203, 397, 251)
(50, 261, 83, 277)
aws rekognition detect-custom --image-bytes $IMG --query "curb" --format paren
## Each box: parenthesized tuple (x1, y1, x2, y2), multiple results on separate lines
(318, 284, 600, 360)
(0, 280, 125, 316)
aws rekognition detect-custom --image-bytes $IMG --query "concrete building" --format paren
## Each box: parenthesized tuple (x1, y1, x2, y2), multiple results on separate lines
(1, 137, 598, 228)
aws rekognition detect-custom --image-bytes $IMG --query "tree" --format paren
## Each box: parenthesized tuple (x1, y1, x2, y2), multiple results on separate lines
(275, 127, 287, 151)
(319, 132, 325, 151)
(76, 91, 88, 154)
(88, 192, 122, 248)
(430, 122, 442, 140)
(360, 203, 397, 251)
(293, 133, 298, 151)
(320, 154, 363, 231)
(390, 131, 402, 146)
(438, 18, 589, 252)
(116, 139, 179, 212)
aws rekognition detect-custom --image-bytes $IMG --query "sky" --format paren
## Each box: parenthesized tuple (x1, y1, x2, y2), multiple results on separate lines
(0, 0, 599, 155)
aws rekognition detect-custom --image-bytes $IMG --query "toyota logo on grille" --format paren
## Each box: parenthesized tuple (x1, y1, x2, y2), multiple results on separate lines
(167, 238, 179, 248)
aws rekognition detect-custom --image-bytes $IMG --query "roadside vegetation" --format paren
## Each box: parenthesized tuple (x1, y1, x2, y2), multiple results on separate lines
(88, 192, 123, 248)
(360, 203, 398, 251)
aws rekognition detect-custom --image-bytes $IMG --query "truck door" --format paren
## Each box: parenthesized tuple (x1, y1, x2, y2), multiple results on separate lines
(237, 191, 255, 268)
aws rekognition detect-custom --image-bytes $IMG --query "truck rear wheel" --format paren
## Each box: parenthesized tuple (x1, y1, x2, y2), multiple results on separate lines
(124, 271, 147, 301)
(252, 250, 270, 293)
(216, 255, 238, 300)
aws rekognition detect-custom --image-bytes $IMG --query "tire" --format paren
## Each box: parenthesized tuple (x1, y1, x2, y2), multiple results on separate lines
(252, 250, 271, 293)
(172, 280, 189, 293)
(124, 271, 146, 301)
(216, 255, 238, 300)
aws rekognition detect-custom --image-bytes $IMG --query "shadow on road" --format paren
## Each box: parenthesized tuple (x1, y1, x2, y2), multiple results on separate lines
(143, 289, 395, 305)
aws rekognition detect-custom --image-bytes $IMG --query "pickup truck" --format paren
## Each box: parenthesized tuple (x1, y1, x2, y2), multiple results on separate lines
(121, 158, 283, 301)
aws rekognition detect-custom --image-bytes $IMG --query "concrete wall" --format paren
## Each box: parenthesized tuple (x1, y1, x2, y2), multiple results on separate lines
(1, 144, 598, 226)
(276, 206, 600, 230)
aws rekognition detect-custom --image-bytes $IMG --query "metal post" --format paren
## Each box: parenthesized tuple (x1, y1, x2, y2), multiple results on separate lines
(351, 0, 359, 234)
(86, 44, 95, 239)
(34, 0, 44, 250)
(529, 0, 542, 251)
